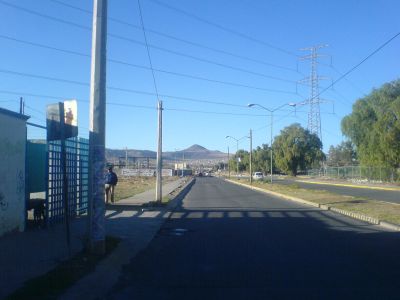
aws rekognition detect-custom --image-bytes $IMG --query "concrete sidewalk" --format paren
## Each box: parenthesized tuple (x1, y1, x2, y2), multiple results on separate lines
(60, 177, 192, 300)
(0, 177, 190, 299)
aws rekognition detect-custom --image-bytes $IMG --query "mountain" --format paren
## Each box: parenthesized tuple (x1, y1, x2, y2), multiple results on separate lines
(167, 144, 227, 160)
(106, 144, 227, 162)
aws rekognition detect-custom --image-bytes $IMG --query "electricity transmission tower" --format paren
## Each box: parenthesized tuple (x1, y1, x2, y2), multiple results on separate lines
(299, 44, 329, 142)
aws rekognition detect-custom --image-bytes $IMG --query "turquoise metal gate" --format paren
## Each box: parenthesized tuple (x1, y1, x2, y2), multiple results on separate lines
(46, 137, 89, 225)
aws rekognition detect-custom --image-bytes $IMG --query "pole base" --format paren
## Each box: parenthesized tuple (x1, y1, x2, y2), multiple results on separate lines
(89, 239, 105, 255)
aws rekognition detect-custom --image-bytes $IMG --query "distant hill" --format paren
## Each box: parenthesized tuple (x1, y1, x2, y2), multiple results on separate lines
(166, 144, 227, 160)
(106, 144, 227, 162)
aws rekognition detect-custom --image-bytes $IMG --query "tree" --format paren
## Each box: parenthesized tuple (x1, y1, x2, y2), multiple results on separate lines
(272, 123, 324, 176)
(252, 144, 271, 174)
(228, 149, 249, 173)
(341, 80, 400, 168)
(327, 141, 357, 166)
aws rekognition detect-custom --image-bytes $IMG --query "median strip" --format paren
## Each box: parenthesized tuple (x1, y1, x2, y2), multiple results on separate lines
(297, 180, 400, 191)
(226, 178, 400, 231)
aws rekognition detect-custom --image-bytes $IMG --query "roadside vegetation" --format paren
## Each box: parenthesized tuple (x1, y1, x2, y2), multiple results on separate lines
(221, 80, 400, 182)
(226, 124, 325, 177)
(114, 176, 177, 201)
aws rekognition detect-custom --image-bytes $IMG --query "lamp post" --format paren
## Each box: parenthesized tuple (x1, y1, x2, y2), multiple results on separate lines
(249, 129, 252, 185)
(248, 103, 296, 183)
(226, 135, 239, 176)
(227, 146, 230, 179)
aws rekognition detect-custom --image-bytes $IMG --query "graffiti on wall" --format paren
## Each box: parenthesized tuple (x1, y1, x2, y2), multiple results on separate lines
(0, 192, 8, 211)
(16, 170, 24, 197)
(0, 138, 23, 156)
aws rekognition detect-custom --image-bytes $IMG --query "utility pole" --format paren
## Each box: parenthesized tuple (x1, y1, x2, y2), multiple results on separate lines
(270, 112, 273, 183)
(88, 0, 107, 255)
(125, 147, 128, 168)
(299, 45, 328, 142)
(156, 100, 163, 203)
(227, 146, 230, 179)
(226, 135, 239, 176)
(181, 151, 185, 177)
(236, 140, 239, 176)
(249, 129, 252, 185)
(19, 97, 24, 114)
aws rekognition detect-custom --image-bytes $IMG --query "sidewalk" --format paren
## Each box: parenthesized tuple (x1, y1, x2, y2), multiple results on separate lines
(0, 177, 190, 299)
(60, 177, 191, 299)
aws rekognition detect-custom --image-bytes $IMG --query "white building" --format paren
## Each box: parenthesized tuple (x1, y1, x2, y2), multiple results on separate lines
(0, 107, 29, 236)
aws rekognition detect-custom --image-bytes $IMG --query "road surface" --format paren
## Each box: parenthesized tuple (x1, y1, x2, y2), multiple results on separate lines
(109, 177, 400, 299)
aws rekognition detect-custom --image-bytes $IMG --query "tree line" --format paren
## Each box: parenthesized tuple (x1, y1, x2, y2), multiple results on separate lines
(226, 123, 324, 176)
(222, 79, 400, 177)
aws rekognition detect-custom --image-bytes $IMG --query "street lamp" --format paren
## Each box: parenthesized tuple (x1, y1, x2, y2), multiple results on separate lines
(248, 102, 296, 183)
(226, 135, 239, 176)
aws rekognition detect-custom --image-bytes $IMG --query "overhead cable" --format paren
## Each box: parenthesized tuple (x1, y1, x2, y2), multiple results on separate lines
(0, 1, 299, 84)
(147, 0, 298, 57)
(48, 0, 298, 72)
(0, 34, 299, 93)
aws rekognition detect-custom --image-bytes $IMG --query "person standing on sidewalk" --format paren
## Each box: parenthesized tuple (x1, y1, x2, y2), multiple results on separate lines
(105, 166, 118, 204)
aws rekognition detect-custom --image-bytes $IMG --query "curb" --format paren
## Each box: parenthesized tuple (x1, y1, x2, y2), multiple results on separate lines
(226, 179, 400, 232)
(59, 177, 196, 300)
(167, 177, 196, 210)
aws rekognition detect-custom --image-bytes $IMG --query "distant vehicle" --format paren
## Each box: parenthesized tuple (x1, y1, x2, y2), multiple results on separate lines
(253, 172, 264, 180)
(198, 172, 203, 177)
(204, 172, 209, 177)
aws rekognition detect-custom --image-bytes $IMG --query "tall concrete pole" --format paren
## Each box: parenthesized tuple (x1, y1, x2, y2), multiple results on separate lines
(227, 146, 230, 179)
(156, 100, 163, 203)
(125, 147, 128, 168)
(270, 112, 273, 184)
(236, 140, 239, 175)
(182, 151, 185, 176)
(249, 129, 253, 185)
(88, 0, 107, 255)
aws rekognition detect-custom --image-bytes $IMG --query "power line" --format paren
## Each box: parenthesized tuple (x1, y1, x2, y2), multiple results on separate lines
(0, 88, 263, 116)
(0, 88, 244, 109)
(317, 31, 400, 100)
(165, 107, 267, 117)
(0, 90, 270, 117)
(293, 114, 342, 139)
(108, 32, 300, 84)
(0, 69, 88, 86)
(330, 89, 353, 107)
(137, 0, 160, 101)
(0, 34, 298, 94)
(147, 0, 298, 57)
(0, 1, 300, 85)
(0, 65, 298, 99)
(329, 64, 368, 97)
(0, 0, 91, 31)
(48, 0, 298, 73)
(0, 35, 89, 58)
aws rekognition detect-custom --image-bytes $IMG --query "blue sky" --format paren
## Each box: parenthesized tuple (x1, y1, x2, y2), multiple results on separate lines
(0, 0, 399, 153)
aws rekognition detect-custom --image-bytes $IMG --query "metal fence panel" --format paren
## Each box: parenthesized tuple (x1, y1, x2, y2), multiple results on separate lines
(46, 137, 89, 225)
(307, 166, 399, 183)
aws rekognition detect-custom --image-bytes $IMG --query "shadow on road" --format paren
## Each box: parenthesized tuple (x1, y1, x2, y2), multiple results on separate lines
(103, 179, 400, 299)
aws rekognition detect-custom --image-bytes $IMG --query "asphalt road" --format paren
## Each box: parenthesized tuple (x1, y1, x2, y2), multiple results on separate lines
(275, 178, 400, 204)
(110, 177, 400, 299)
